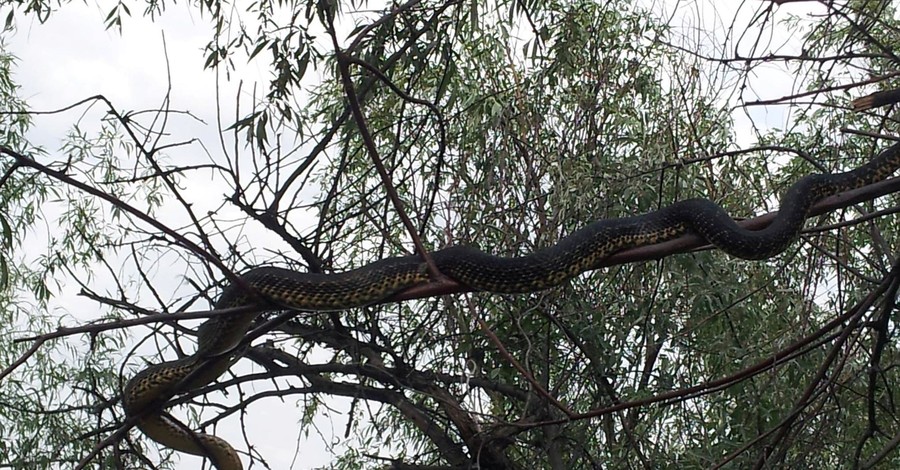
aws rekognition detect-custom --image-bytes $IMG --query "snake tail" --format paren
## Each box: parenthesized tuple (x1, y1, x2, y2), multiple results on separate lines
(136, 413, 241, 469)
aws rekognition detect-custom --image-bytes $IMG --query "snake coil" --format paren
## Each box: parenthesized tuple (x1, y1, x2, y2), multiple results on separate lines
(123, 142, 900, 469)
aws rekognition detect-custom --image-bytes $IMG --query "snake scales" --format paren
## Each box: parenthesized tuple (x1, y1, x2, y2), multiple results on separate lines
(123, 142, 900, 469)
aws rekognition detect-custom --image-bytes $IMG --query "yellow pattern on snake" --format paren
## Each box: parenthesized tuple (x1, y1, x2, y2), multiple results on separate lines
(123, 142, 900, 469)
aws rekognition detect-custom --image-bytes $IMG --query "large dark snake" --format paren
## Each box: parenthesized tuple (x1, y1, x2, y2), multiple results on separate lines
(122, 142, 900, 469)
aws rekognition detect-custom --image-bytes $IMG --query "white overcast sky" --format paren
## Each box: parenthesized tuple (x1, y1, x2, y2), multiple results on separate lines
(2, 1, 828, 469)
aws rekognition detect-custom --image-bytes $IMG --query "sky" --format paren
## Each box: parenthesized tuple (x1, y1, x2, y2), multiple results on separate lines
(1, 1, 831, 469)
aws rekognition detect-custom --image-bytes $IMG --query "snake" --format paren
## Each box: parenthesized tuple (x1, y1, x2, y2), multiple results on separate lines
(122, 142, 900, 469)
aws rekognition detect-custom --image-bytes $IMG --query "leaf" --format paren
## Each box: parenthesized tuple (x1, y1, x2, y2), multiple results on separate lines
(0, 213, 11, 247)
(0, 255, 7, 290)
(295, 51, 309, 81)
(249, 39, 269, 61)
(226, 111, 261, 131)
(255, 111, 268, 148)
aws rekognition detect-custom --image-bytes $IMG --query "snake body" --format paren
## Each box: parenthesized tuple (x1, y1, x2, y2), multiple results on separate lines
(123, 143, 900, 469)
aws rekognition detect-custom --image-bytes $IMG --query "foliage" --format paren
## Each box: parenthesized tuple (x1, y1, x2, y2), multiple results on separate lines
(0, 0, 899, 469)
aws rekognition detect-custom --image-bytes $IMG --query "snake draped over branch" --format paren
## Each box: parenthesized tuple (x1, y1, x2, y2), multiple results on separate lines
(123, 142, 900, 469)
